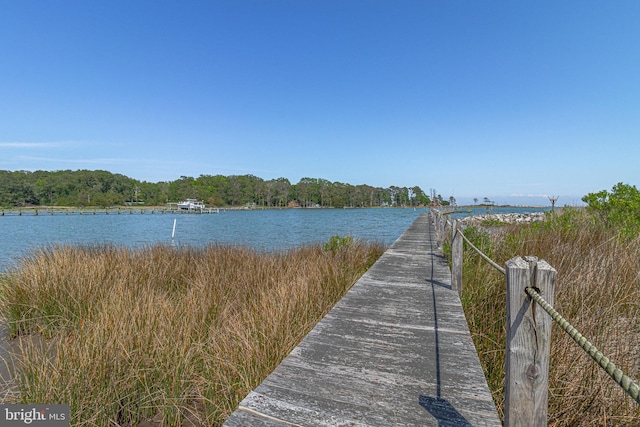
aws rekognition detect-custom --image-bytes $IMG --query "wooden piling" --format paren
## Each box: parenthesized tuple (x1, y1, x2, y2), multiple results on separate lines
(451, 219, 463, 295)
(505, 256, 556, 426)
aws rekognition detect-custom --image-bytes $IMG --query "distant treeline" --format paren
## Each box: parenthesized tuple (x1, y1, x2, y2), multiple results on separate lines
(0, 169, 439, 208)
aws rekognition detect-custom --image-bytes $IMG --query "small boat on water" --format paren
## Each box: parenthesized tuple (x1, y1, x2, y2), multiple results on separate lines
(177, 199, 205, 210)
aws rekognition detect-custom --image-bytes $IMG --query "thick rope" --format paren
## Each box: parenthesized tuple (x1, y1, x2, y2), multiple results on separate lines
(525, 286, 640, 404)
(456, 229, 506, 275)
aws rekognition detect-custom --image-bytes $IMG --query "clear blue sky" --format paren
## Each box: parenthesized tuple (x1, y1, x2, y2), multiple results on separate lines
(2, 1, 639, 206)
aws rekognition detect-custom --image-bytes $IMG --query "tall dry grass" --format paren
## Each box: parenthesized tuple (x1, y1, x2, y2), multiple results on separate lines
(0, 240, 384, 426)
(459, 208, 640, 425)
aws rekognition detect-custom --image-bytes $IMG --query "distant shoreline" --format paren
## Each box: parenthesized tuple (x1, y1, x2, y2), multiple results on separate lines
(1, 204, 550, 211)
(0, 205, 552, 217)
(453, 204, 550, 209)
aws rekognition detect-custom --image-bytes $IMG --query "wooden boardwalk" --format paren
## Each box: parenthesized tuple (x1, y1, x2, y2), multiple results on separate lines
(223, 212, 500, 426)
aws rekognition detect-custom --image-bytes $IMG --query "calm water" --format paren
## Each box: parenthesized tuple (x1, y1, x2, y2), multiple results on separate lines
(0, 206, 549, 272)
(0, 208, 418, 271)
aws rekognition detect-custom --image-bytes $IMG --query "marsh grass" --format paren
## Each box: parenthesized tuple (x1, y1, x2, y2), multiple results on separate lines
(459, 208, 640, 425)
(0, 240, 384, 426)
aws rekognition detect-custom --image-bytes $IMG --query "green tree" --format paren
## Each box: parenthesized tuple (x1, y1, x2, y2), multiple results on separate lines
(196, 175, 228, 206)
(138, 181, 165, 205)
(582, 182, 640, 233)
(294, 177, 323, 207)
(168, 176, 196, 202)
(268, 177, 291, 207)
(411, 186, 429, 206)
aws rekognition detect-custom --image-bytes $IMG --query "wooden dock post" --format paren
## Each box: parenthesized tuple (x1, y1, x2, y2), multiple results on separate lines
(505, 256, 556, 426)
(451, 219, 463, 295)
(431, 209, 444, 244)
(432, 210, 439, 239)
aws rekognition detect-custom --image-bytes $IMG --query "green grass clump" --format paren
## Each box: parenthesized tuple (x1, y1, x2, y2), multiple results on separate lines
(0, 240, 384, 426)
(323, 234, 354, 253)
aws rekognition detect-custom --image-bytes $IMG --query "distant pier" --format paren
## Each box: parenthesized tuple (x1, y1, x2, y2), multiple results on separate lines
(0, 206, 223, 216)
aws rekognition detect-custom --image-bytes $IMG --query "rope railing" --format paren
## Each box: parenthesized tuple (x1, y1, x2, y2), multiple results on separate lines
(441, 217, 505, 275)
(430, 208, 640, 425)
(525, 286, 640, 404)
(456, 228, 506, 275)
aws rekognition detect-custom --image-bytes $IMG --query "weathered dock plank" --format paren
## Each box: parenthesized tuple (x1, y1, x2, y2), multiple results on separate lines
(224, 212, 500, 426)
